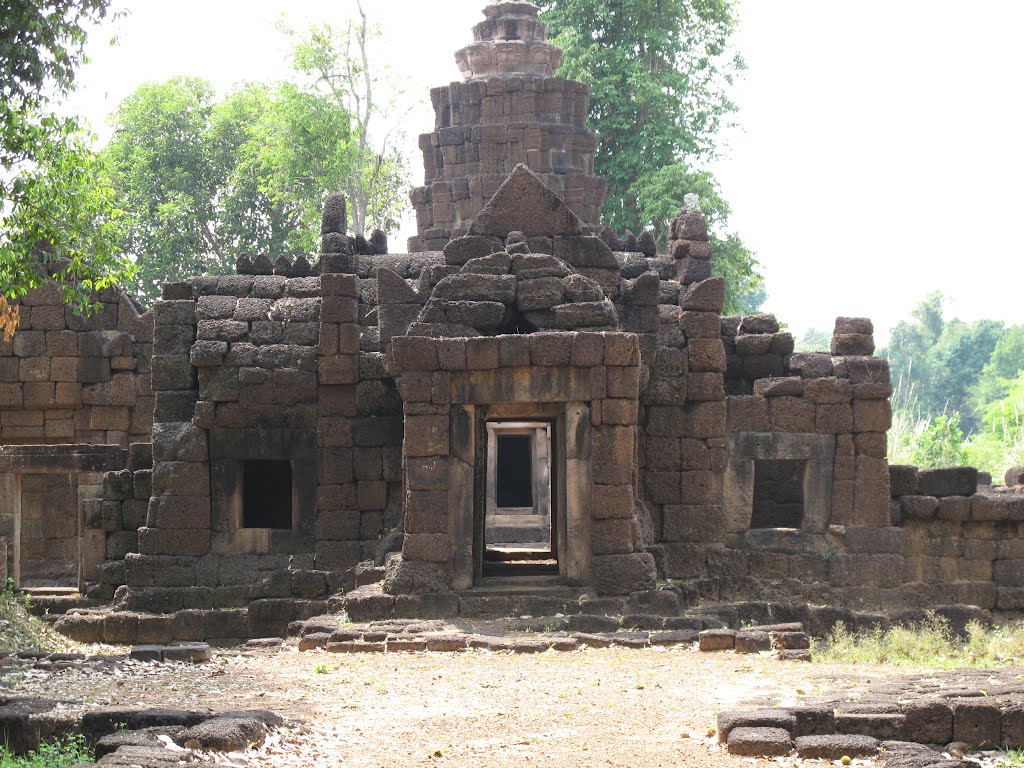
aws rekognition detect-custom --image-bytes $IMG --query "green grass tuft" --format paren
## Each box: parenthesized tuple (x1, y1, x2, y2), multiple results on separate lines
(814, 614, 1024, 668)
(0, 735, 93, 768)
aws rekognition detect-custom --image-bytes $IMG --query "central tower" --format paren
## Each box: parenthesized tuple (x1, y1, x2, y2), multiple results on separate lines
(408, 0, 608, 251)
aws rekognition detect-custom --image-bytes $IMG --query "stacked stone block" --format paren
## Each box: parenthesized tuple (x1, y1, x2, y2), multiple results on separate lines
(891, 464, 1024, 610)
(409, 2, 607, 251)
(0, 283, 153, 447)
(722, 314, 795, 395)
(83, 443, 152, 599)
(668, 210, 715, 287)
(643, 276, 728, 580)
(384, 330, 656, 602)
(125, 290, 209, 612)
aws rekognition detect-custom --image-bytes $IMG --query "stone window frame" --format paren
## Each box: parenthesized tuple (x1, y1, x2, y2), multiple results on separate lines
(724, 432, 836, 538)
(209, 429, 317, 555)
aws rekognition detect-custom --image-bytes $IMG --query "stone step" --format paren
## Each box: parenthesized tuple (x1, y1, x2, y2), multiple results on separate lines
(27, 595, 105, 617)
(487, 523, 551, 543)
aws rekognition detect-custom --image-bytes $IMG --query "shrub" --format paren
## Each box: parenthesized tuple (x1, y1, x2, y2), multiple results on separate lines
(0, 735, 93, 768)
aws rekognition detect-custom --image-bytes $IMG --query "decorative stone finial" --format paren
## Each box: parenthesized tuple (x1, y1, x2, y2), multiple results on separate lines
(455, 1, 563, 80)
(684, 193, 701, 214)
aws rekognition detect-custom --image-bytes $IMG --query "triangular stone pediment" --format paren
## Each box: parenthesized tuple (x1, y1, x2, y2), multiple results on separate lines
(468, 164, 584, 239)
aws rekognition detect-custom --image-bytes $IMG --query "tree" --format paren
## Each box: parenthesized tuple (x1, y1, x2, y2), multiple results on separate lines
(0, 0, 134, 335)
(284, 3, 410, 237)
(103, 78, 353, 304)
(884, 291, 1006, 432)
(629, 163, 761, 313)
(796, 327, 832, 353)
(538, 0, 761, 312)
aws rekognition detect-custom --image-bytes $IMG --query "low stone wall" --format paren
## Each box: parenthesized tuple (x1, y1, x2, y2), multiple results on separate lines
(893, 465, 1024, 611)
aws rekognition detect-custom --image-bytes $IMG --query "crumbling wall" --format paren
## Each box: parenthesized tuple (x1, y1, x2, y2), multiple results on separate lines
(119, 258, 403, 630)
(82, 443, 152, 599)
(0, 284, 153, 447)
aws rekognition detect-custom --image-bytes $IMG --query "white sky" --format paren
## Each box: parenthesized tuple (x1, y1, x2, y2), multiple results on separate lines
(66, 0, 1024, 344)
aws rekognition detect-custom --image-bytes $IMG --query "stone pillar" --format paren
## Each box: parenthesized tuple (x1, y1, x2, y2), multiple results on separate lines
(126, 292, 208, 611)
(668, 199, 713, 286)
(385, 336, 454, 593)
(315, 272, 363, 580)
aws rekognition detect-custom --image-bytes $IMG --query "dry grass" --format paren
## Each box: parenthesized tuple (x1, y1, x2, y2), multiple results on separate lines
(814, 614, 1024, 668)
(0, 584, 75, 655)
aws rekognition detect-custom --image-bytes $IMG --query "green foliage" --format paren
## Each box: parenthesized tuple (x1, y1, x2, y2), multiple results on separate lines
(884, 292, 1005, 431)
(539, 0, 762, 312)
(103, 77, 353, 304)
(814, 615, 1024, 669)
(884, 293, 1024, 476)
(888, 378, 969, 469)
(909, 414, 970, 468)
(0, 735, 93, 768)
(0, 0, 134, 321)
(539, 0, 742, 230)
(795, 327, 831, 353)
(630, 164, 763, 314)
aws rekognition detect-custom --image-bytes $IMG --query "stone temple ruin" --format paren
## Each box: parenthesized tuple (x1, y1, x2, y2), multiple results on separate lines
(2, 0, 1024, 643)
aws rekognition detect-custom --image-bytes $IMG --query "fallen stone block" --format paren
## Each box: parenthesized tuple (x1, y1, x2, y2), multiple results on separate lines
(698, 629, 736, 651)
(717, 709, 797, 742)
(727, 727, 793, 757)
(795, 734, 880, 759)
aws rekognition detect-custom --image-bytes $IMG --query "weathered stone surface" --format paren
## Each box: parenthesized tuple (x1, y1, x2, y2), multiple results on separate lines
(432, 273, 517, 303)
(918, 467, 979, 497)
(699, 629, 736, 652)
(680, 278, 726, 313)
(727, 727, 793, 757)
(591, 553, 656, 595)
(795, 735, 879, 759)
(469, 165, 583, 238)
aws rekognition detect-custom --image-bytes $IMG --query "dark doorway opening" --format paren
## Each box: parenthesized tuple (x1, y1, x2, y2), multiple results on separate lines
(483, 422, 557, 579)
(496, 435, 533, 508)
(751, 459, 805, 529)
(243, 460, 293, 529)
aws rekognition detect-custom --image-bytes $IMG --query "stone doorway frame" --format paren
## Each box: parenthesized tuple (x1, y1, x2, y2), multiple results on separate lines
(450, 400, 591, 590)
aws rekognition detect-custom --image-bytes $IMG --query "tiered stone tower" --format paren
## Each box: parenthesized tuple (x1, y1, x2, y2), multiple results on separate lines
(408, 0, 608, 252)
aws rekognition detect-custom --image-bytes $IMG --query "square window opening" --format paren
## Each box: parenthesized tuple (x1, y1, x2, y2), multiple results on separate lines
(751, 459, 805, 529)
(243, 460, 294, 530)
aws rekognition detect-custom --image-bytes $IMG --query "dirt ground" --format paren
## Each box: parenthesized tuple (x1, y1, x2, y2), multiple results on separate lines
(5, 645, 1023, 768)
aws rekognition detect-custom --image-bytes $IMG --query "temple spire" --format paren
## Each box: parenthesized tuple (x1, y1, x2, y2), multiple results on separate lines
(455, 1, 564, 80)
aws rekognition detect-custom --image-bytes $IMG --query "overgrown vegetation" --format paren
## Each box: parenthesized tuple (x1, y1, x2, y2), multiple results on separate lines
(883, 293, 1024, 478)
(0, 0, 135, 332)
(0, 581, 73, 654)
(814, 615, 1024, 669)
(0, 735, 93, 768)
